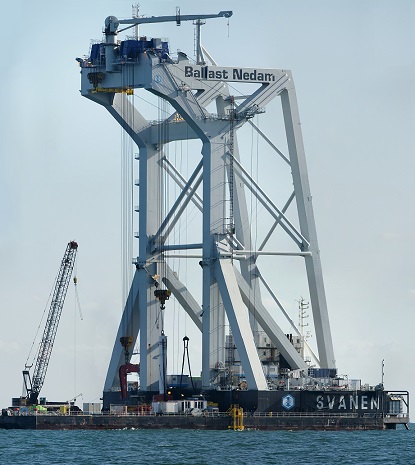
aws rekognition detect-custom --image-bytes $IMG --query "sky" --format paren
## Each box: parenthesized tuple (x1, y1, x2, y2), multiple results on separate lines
(1, 0, 414, 418)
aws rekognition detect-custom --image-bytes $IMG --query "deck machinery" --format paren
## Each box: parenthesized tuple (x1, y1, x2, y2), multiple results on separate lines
(76, 10, 408, 424)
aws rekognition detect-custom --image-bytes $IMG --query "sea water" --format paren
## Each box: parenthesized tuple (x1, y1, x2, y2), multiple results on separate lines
(0, 427, 414, 465)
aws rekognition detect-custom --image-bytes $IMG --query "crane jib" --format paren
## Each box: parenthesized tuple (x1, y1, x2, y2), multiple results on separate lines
(25, 241, 78, 405)
(117, 11, 232, 26)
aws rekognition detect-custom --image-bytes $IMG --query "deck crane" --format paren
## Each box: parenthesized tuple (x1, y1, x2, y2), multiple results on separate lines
(22, 241, 78, 405)
(100, 9, 232, 72)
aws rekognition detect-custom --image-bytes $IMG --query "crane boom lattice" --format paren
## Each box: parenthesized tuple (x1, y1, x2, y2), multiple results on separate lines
(27, 241, 78, 404)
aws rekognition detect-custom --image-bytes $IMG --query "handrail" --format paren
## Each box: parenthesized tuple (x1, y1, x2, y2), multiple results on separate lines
(12, 410, 410, 419)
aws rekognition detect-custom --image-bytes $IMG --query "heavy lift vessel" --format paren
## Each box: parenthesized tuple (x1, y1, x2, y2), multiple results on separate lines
(1, 9, 409, 430)
(77, 8, 409, 429)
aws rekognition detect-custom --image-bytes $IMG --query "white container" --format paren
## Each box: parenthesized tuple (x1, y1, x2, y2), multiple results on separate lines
(164, 401, 179, 414)
(152, 401, 179, 414)
(83, 403, 102, 414)
(110, 405, 127, 414)
(152, 402, 162, 414)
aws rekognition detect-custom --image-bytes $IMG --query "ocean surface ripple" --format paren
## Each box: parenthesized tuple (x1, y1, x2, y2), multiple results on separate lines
(0, 427, 414, 465)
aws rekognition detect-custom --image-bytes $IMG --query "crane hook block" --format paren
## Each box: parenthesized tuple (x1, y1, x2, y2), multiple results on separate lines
(120, 336, 134, 350)
(154, 289, 171, 306)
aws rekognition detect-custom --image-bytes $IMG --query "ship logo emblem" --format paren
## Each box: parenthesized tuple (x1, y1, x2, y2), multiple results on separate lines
(282, 394, 295, 410)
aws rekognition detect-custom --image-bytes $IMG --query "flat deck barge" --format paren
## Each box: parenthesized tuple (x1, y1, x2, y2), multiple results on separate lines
(0, 411, 409, 431)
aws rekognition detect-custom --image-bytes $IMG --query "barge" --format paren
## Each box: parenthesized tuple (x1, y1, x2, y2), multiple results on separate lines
(1, 388, 409, 430)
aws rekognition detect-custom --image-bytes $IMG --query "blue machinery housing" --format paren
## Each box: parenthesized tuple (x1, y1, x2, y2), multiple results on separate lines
(90, 38, 170, 65)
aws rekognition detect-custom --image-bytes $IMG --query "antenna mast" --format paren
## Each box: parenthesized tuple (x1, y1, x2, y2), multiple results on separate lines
(298, 297, 310, 359)
(132, 4, 140, 39)
(194, 19, 206, 65)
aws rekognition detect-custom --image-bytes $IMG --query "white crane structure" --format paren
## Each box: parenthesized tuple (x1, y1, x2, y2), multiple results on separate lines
(78, 10, 336, 396)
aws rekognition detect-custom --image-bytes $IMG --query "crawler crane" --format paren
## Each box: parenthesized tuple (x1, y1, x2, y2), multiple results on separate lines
(22, 241, 78, 405)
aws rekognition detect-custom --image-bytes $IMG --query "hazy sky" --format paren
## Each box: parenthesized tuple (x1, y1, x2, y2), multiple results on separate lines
(1, 0, 414, 417)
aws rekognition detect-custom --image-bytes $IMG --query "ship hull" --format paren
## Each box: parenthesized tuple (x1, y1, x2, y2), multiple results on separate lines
(0, 412, 387, 430)
(1, 389, 408, 430)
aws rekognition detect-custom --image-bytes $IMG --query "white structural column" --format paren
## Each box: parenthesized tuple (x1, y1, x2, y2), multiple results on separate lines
(206, 135, 228, 379)
(136, 143, 167, 390)
(89, 93, 170, 391)
(200, 138, 216, 389)
(229, 138, 263, 336)
(215, 259, 268, 390)
(103, 270, 141, 391)
(280, 79, 335, 369)
(215, 89, 263, 309)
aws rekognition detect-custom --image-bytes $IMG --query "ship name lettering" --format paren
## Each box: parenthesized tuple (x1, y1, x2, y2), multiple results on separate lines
(315, 394, 377, 411)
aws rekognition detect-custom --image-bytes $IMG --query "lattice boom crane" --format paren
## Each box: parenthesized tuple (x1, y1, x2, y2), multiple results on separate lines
(23, 241, 78, 405)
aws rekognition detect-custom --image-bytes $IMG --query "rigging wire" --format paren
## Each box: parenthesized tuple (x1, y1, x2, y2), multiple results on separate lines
(184, 124, 190, 339)
(25, 271, 59, 369)
(74, 274, 77, 400)
(172, 139, 178, 373)
(253, 115, 260, 340)
(136, 93, 171, 116)
(175, 138, 184, 374)
(248, 117, 256, 336)
(72, 250, 83, 399)
(73, 258, 83, 321)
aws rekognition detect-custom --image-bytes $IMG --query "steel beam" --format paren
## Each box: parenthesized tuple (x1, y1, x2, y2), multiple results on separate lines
(215, 259, 268, 390)
(281, 80, 335, 368)
(162, 265, 202, 331)
(103, 269, 140, 391)
(234, 268, 308, 371)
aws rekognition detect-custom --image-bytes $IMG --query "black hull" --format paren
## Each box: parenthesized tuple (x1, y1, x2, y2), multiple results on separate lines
(103, 388, 387, 415)
(210, 389, 385, 414)
(0, 412, 387, 430)
(1, 389, 408, 430)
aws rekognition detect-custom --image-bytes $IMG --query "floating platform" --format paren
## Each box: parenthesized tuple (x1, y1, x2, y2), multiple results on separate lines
(1, 389, 409, 430)
(0, 412, 406, 431)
